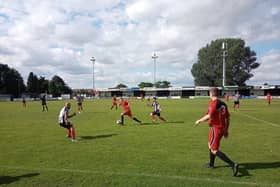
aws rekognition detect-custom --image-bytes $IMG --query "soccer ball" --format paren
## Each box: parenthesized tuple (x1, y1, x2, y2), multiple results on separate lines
(116, 120, 122, 124)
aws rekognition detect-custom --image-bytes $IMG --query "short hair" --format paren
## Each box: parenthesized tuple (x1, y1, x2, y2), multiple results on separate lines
(209, 87, 218, 96)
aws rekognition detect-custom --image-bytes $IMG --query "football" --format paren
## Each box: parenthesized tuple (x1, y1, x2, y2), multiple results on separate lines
(116, 120, 121, 124)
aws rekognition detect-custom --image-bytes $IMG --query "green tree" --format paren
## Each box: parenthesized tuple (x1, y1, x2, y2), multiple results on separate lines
(154, 81, 171, 88)
(0, 64, 25, 97)
(138, 82, 154, 88)
(191, 38, 260, 86)
(49, 75, 72, 97)
(26, 72, 39, 94)
(38, 76, 49, 93)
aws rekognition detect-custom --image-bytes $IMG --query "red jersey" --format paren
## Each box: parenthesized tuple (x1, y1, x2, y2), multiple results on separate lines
(207, 99, 230, 129)
(120, 100, 130, 112)
(112, 96, 117, 103)
(266, 94, 271, 101)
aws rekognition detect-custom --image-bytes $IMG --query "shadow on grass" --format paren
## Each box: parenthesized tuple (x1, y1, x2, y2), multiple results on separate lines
(0, 173, 40, 185)
(166, 121, 185, 124)
(80, 133, 118, 140)
(217, 161, 280, 177)
(141, 121, 185, 125)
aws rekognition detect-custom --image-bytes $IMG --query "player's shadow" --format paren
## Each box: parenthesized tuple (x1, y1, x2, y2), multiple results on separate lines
(238, 161, 280, 177)
(166, 121, 185, 124)
(217, 161, 280, 177)
(0, 173, 40, 185)
(80, 133, 118, 140)
(141, 121, 184, 125)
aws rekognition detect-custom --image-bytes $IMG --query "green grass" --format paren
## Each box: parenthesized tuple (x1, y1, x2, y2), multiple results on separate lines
(0, 98, 279, 186)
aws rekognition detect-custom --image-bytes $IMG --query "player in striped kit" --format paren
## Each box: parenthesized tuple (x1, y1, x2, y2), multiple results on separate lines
(58, 102, 77, 142)
(150, 97, 166, 123)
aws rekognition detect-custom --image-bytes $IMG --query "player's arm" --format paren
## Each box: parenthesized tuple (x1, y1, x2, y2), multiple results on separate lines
(67, 112, 76, 118)
(195, 114, 210, 125)
(224, 114, 230, 138)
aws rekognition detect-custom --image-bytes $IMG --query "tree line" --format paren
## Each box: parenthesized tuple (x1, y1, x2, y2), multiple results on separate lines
(114, 81, 171, 89)
(0, 64, 72, 97)
(1, 38, 260, 97)
(191, 38, 260, 87)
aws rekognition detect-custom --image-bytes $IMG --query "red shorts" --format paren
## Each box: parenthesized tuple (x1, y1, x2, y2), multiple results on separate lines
(122, 110, 132, 117)
(112, 102, 117, 106)
(208, 127, 224, 151)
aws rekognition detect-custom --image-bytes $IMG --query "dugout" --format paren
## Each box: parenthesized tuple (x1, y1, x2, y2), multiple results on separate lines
(195, 87, 210, 96)
(133, 90, 145, 97)
(182, 87, 195, 98)
(143, 89, 157, 97)
(157, 90, 170, 97)
(122, 90, 134, 97)
(264, 87, 280, 96)
(237, 88, 250, 96)
(111, 91, 122, 97)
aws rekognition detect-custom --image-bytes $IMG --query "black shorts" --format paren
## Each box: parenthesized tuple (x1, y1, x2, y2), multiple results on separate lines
(234, 101, 240, 105)
(152, 111, 161, 116)
(59, 122, 72, 129)
(78, 103, 82, 106)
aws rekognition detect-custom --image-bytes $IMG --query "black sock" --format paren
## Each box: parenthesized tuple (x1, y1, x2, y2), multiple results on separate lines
(210, 150, 216, 166)
(216, 151, 234, 167)
(121, 115, 124, 124)
(133, 117, 141, 123)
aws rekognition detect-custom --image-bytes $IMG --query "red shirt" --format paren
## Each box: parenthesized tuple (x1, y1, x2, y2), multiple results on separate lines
(112, 96, 117, 103)
(120, 100, 130, 112)
(267, 94, 271, 101)
(207, 99, 230, 129)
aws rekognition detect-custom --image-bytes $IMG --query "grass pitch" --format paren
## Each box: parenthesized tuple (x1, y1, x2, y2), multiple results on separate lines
(0, 98, 279, 186)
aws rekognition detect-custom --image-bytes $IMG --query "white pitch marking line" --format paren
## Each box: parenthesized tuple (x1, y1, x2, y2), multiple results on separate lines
(1, 165, 279, 187)
(237, 113, 280, 127)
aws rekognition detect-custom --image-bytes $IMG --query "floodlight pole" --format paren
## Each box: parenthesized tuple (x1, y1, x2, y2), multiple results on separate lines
(90, 57, 95, 93)
(152, 53, 158, 87)
(222, 42, 227, 88)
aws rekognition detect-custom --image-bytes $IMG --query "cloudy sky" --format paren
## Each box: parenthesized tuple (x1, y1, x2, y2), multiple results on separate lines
(0, 0, 280, 89)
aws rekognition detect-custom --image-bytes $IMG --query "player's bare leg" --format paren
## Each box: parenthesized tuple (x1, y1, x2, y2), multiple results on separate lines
(159, 116, 166, 121)
(150, 113, 156, 122)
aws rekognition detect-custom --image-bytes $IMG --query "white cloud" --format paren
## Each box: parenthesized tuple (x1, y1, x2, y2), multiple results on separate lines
(248, 50, 280, 85)
(0, 0, 279, 89)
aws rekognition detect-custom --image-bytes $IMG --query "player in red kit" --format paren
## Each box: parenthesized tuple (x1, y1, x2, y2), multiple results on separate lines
(195, 87, 239, 176)
(111, 95, 118, 110)
(225, 93, 230, 102)
(118, 98, 141, 125)
(266, 93, 272, 105)
(22, 97, 26, 108)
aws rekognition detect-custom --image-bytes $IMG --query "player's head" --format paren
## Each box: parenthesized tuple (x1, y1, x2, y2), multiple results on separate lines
(65, 102, 71, 109)
(153, 96, 157, 100)
(209, 87, 218, 97)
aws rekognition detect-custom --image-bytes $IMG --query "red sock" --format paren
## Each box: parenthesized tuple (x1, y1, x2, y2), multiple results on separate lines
(70, 127, 76, 139)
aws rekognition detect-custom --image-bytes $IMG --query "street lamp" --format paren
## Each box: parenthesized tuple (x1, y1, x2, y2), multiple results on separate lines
(152, 52, 158, 87)
(222, 42, 227, 88)
(90, 57, 95, 93)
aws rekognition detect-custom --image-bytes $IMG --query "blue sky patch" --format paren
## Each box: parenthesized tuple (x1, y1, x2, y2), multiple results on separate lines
(251, 40, 280, 57)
